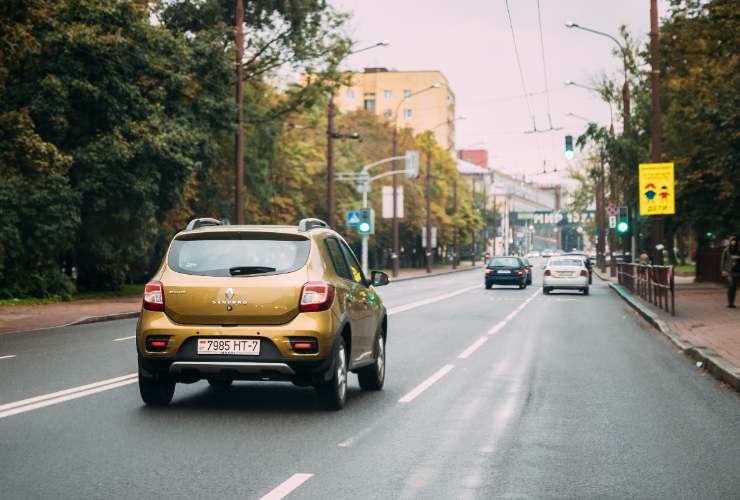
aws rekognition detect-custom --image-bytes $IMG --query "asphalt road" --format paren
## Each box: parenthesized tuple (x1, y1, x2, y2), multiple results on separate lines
(1, 262, 739, 499)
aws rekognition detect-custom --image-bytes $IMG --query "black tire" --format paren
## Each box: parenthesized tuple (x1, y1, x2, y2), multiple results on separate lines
(543, 287, 551, 295)
(139, 370, 175, 406)
(485, 282, 492, 289)
(208, 379, 233, 389)
(583, 287, 590, 296)
(519, 283, 526, 289)
(316, 337, 348, 411)
(358, 333, 386, 391)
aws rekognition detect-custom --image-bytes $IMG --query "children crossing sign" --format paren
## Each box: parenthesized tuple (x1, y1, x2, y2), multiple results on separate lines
(639, 162, 675, 215)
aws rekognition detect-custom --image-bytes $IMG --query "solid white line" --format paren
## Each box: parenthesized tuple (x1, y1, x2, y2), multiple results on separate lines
(0, 355, 16, 360)
(113, 335, 136, 342)
(0, 373, 137, 415)
(388, 285, 480, 316)
(259, 473, 313, 500)
(458, 336, 488, 359)
(487, 321, 507, 336)
(399, 364, 455, 403)
(337, 426, 374, 448)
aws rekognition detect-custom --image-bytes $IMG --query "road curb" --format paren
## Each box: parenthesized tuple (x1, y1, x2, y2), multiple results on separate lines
(1, 311, 139, 336)
(391, 265, 483, 282)
(604, 279, 740, 392)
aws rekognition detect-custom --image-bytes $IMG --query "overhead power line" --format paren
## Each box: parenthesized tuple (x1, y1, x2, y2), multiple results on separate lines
(504, 0, 536, 132)
(535, 0, 554, 130)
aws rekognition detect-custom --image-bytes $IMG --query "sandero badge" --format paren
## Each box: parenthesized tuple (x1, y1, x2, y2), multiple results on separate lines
(212, 288, 247, 306)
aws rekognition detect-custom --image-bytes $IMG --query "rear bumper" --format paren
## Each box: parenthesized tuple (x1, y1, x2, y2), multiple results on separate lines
(485, 274, 526, 285)
(136, 308, 338, 382)
(543, 277, 588, 288)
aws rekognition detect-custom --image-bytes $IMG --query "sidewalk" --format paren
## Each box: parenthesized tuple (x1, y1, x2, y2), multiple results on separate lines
(0, 264, 481, 335)
(595, 268, 740, 390)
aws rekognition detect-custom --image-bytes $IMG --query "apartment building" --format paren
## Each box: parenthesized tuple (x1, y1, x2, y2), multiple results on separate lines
(334, 68, 456, 151)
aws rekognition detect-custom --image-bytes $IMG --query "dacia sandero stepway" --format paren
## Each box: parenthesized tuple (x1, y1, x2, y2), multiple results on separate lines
(136, 218, 389, 410)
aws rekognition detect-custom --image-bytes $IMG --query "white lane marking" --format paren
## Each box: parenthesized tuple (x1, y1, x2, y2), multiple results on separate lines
(0, 373, 137, 418)
(0, 355, 16, 360)
(113, 335, 136, 342)
(259, 473, 313, 500)
(487, 321, 506, 336)
(458, 336, 488, 359)
(399, 364, 455, 403)
(388, 285, 480, 316)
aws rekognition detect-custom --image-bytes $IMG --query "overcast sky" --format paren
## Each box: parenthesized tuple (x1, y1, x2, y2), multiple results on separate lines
(332, 0, 669, 187)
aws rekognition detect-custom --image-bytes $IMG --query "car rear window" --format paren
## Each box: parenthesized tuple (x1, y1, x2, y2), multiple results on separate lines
(168, 233, 310, 277)
(549, 258, 584, 267)
(488, 257, 520, 267)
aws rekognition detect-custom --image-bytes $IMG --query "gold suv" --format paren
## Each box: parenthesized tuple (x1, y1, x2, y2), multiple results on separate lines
(137, 218, 389, 410)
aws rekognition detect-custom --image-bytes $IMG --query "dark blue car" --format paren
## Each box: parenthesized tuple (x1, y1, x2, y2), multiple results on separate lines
(485, 256, 529, 289)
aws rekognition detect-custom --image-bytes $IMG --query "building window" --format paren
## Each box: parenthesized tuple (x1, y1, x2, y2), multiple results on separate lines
(383, 90, 392, 100)
(364, 99, 376, 112)
(403, 108, 412, 119)
(383, 109, 392, 119)
(346, 89, 355, 100)
(403, 89, 412, 99)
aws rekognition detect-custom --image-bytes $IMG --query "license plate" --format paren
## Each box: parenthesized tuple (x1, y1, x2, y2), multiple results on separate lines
(197, 338, 260, 356)
(497, 270, 511, 274)
(556, 272, 574, 277)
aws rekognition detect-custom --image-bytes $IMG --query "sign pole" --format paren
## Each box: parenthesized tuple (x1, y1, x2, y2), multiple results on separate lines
(361, 190, 369, 276)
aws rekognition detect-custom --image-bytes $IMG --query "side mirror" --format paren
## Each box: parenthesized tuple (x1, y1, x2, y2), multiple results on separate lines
(370, 270, 390, 287)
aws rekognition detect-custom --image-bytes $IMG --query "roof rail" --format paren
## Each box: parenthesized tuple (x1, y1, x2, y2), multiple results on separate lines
(298, 218, 329, 232)
(185, 218, 227, 231)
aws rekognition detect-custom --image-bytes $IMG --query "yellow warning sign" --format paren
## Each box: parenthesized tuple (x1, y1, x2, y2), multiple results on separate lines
(639, 162, 675, 215)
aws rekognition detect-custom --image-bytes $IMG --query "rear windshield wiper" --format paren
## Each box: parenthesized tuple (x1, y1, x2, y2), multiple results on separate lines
(229, 266, 276, 276)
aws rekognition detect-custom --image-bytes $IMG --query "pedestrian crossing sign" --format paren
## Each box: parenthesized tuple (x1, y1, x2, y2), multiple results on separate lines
(347, 211, 361, 226)
(639, 162, 675, 215)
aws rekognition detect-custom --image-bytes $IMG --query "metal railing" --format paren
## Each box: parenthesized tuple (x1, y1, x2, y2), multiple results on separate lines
(617, 263, 675, 316)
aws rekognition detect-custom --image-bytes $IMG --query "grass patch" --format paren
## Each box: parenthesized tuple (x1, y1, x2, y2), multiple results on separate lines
(0, 283, 144, 307)
(674, 263, 696, 274)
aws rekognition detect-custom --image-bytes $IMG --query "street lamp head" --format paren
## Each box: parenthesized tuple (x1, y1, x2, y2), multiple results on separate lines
(565, 21, 578, 28)
(378, 40, 391, 46)
(564, 80, 575, 86)
(431, 83, 443, 89)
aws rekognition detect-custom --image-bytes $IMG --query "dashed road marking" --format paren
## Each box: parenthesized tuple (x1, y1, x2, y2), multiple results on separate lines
(0, 355, 16, 360)
(113, 335, 136, 342)
(458, 336, 488, 359)
(399, 364, 455, 403)
(388, 285, 481, 316)
(259, 473, 313, 500)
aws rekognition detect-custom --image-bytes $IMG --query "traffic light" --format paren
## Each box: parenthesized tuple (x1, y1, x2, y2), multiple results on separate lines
(564, 135, 575, 160)
(616, 206, 630, 235)
(356, 207, 374, 235)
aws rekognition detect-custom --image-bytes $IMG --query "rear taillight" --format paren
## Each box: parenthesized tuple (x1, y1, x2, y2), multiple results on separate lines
(580, 269, 588, 277)
(485, 269, 493, 275)
(300, 282, 335, 312)
(143, 281, 164, 311)
(544, 269, 551, 276)
(514, 270, 523, 275)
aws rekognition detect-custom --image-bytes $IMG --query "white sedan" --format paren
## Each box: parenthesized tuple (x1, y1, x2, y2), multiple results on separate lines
(543, 257, 590, 295)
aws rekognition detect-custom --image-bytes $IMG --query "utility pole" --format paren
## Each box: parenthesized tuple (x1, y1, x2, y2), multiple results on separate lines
(326, 94, 336, 228)
(233, 0, 245, 224)
(650, 0, 663, 264)
(391, 127, 400, 276)
(597, 150, 607, 271)
(452, 178, 458, 269)
(471, 176, 477, 265)
(425, 148, 433, 273)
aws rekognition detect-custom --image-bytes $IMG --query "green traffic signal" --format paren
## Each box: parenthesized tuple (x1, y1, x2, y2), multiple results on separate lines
(355, 207, 374, 235)
(705, 231, 713, 238)
(616, 221, 629, 234)
(565, 135, 574, 160)
(358, 221, 371, 234)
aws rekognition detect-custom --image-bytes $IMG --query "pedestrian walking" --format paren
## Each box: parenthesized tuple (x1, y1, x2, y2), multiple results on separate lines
(720, 236, 739, 308)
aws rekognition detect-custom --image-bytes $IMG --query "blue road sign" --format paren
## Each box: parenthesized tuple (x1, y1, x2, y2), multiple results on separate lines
(347, 211, 361, 226)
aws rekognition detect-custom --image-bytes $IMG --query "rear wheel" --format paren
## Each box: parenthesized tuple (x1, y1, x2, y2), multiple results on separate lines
(316, 337, 348, 411)
(543, 287, 551, 295)
(519, 283, 526, 289)
(139, 370, 175, 406)
(358, 333, 385, 391)
(485, 282, 492, 290)
(583, 287, 590, 296)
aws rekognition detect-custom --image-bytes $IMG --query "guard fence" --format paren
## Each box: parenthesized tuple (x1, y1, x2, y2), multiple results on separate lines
(616, 263, 675, 316)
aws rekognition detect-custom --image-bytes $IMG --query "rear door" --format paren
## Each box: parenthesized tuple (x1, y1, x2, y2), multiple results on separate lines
(337, 239, 377, 361)
(162, 231, 310, 325)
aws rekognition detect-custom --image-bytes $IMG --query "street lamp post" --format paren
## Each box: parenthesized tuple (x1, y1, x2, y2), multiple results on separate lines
(390, 83, 442, 277)
(326, 41, 389, 228)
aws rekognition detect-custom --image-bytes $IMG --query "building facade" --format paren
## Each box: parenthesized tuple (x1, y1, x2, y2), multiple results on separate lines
(334, 68, 456, 151)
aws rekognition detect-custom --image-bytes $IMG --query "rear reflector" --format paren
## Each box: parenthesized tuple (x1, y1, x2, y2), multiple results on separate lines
(143, 281, 164, 311)
(299, 282, 335, 312)
(289, 337, 318, 353)
(146, 336, 170, 351)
